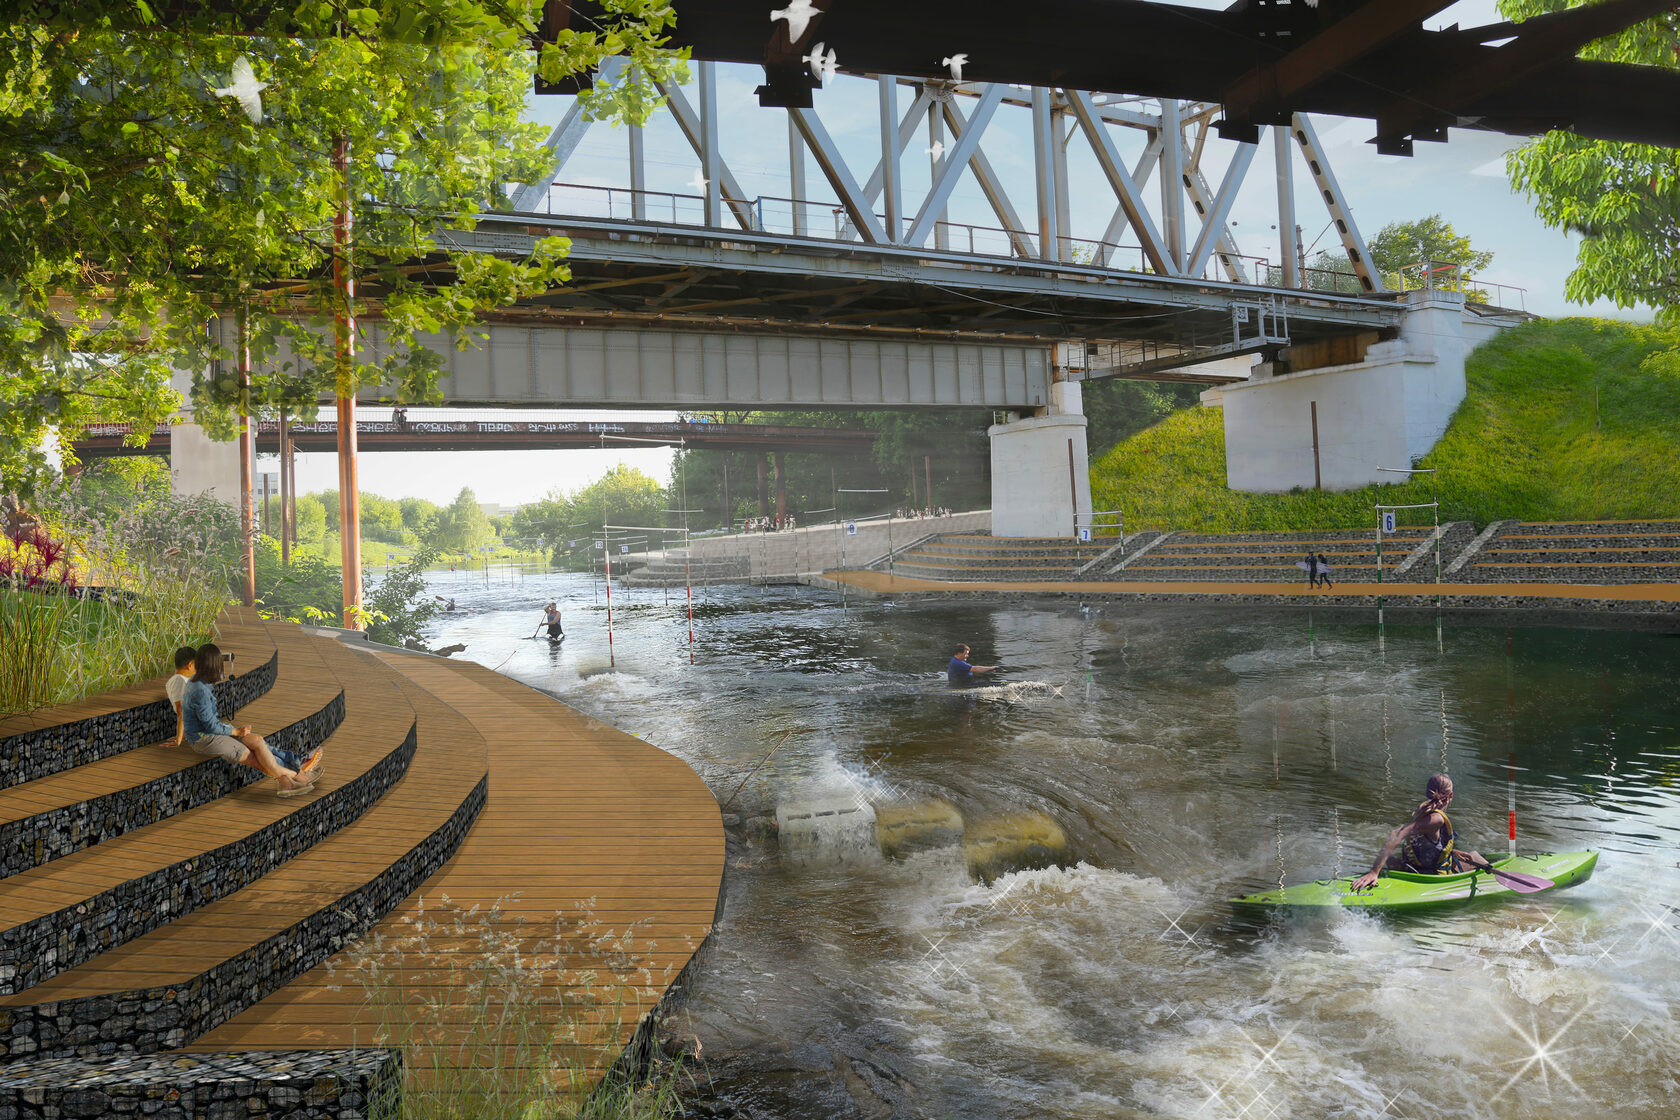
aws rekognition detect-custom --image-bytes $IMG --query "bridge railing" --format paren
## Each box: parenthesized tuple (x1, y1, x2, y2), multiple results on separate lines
(537, 182, 1281, 286)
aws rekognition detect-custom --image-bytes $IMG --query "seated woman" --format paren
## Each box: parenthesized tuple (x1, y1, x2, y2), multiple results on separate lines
(1350, 772, 1496, 892)
(182, 643, 321, 797)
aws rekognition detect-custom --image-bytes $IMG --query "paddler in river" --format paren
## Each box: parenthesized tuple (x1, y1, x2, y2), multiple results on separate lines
(946, 643, 998, 685)
(540, 601, 564, 641)
(1351, 772, 1498, 892)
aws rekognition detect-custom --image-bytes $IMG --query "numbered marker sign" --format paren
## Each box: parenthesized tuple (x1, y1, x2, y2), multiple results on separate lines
(594, 541, 604, 550)
(1381, 511, 1397, 534)
(845, 522, 858, 535)
(1078, 527, 1092, 542)
(620, 544, 629, 554)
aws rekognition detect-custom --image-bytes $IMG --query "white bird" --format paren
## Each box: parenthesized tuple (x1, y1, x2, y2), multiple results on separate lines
(942, 53, 968, 81)
(212, 55, 269, 124)
(804, 42, 838, 86)
(687, 169, 709, 193)
(770, 0, 820, 45)
(925, 139, 945, 160)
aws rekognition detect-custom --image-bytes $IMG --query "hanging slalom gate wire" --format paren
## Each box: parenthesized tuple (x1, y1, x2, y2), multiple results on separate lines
(664, 506, 703, 665)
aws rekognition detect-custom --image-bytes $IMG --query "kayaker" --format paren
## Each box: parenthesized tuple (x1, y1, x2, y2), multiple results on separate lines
(946, 644, 997, 684)
(1350, 772, 1497, 892)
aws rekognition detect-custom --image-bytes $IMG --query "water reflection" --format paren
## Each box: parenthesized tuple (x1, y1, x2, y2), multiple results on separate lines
(418, 572, 1680, 1119)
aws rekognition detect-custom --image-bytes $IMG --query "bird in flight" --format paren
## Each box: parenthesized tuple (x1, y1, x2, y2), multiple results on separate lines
(925, 140, 945, 159)
(687, 169, 709, 193)
(770, 0, 820, 45)
(804, 42, 839, 87)
(212, 55, 269, 124)
(942, 53, 968, 82)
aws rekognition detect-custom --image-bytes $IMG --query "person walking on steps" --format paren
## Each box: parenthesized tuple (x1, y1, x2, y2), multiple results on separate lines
(1315, 552, 1335, 591)
(1303, 550, 1319, 589)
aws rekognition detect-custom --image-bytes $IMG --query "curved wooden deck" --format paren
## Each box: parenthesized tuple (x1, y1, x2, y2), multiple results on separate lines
(184, 645, 724, 1092)
(0, 609, 723, 1110)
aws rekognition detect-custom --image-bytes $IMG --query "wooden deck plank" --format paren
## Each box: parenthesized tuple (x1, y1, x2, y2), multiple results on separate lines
(182, 646, 724, 1098)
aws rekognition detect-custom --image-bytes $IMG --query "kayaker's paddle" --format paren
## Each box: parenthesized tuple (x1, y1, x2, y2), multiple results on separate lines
(1481, 864, 1553, 893)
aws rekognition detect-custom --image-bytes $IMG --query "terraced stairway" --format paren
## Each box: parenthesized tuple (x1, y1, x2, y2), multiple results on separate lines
(1112, 526, 1464, 583)
(0, 608, 722, 1118)
(622, 550, 750, 587)
(1460, 520, 1680, 583)
(887, 532, 1120, 581)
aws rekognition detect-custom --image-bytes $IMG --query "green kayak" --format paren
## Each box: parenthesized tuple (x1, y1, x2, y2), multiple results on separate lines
(1232, 851, 1599, 912)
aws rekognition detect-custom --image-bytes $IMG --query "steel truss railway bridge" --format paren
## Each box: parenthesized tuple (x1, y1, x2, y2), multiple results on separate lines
(154, 0, 1669, 535)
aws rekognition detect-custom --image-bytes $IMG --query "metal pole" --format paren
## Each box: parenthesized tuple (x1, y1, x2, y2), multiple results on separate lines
(1031, 86, 1058, 261)
(278, 407, 292, 565)
(235, 310, 255, 608)
(1310, 401, 1321, 490)
(928, 99, 948, 252)
(699, 61, 722, 227)
(878, 74, 901, 242)
(789, 117, 807, 237)
(332, 133, 363, 629)
(1160, 98, 1185, 271)
(1375, 506, 1384, 630)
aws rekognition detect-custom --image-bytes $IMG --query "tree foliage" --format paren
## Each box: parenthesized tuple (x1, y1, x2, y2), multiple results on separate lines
(1367, 215, 1495, 289)
(1500, 0, 1680, 322)
(1, 1, 687, 494)
(513, 465, 667, 564)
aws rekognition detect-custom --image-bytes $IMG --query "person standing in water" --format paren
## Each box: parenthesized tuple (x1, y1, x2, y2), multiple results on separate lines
(946, 643, 997, 684)
(1350, 772, 1497, 892)
(541, 601, 564, 640)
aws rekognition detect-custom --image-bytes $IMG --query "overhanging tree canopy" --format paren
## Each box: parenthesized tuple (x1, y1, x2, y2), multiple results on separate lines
(0, 0, 686, 493)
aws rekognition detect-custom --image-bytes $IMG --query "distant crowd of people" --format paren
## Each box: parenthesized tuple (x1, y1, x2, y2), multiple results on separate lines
(742, 515, 795, 532)
(896, 507, 951, 520)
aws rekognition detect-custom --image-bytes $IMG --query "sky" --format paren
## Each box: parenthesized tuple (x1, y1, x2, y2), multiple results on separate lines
(281, 0, 1642, 508)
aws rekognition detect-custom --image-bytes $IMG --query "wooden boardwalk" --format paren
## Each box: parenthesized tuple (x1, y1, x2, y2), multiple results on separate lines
(186, 646, 723, 1094)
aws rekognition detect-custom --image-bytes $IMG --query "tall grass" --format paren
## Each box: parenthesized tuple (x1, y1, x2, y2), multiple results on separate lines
(336, 895, 697, 1120)
(1091, 318, 1680, 533)
(0, 484, 230, 715)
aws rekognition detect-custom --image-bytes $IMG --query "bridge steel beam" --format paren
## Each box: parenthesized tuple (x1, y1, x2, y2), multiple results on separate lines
(259, 319, 1055, 411)
(1290, 113, 1385, 293)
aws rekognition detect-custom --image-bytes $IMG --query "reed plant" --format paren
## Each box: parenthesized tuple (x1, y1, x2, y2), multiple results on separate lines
(336, 894, 697, 1120)
(0, 481, 231, 714)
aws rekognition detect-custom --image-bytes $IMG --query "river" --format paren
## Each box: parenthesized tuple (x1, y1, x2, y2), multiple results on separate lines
(416, 568, 1680, 1120)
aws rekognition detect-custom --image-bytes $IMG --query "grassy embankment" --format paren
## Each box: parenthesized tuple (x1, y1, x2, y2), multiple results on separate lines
(1090, 318, 1680, 533)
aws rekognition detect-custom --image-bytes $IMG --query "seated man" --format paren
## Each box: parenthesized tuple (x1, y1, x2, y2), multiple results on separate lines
(182, 643, 322, 796)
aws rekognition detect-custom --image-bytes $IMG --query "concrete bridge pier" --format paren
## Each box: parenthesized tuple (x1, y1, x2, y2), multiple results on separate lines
(167, 368, 242, 503)
(988, 377, 1092, 538)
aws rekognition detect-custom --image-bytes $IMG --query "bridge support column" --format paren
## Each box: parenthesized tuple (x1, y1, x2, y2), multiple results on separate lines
(774, 451, 787, 526)
(1218, 290, 1513, 492)
(988, 379, 1090, 538)
(756, 453, 768, 519)
(167, 368, 242, 503)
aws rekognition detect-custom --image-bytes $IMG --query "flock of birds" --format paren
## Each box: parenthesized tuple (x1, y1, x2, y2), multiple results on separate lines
(206, 2, 969, 189)
(773, 0, 967, 87)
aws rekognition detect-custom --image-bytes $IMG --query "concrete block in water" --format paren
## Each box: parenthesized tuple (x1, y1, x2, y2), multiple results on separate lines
(874, 799, 965, 859)
(775, 799, 879, 865)
(963, 811, 1069, 884)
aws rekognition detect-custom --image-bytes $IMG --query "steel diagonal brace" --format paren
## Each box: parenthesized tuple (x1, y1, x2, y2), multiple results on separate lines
(904, 85, 1006, 247)
(939, 94, 1035, 259)
(1185, 141, 1256, 278)
(1068, 91, 1177, 275)
(789, 109, 891, 244)
(654, 77, 758, 230)
(861, 84, 938, 204)
(1094, 138, 1161, 269)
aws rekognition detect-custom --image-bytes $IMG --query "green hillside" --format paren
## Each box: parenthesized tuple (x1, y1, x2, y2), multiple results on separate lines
(1089, 318, 1680, 533)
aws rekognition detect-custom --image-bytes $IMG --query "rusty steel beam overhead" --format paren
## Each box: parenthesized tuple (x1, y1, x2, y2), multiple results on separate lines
(537, 0, 1680, 150)
(24, 1, 1680, 148)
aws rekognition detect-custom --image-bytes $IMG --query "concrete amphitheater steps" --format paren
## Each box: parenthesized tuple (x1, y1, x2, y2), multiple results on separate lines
(0, 620, 346, 881)
(890, 533, 1114, 581)
(0, 607, 277, 792)
(1463, 521, 1680, 584)
(0, 632, 487, 1063)
(180, 649, 721, 1094)
(0, 625, 419, 998)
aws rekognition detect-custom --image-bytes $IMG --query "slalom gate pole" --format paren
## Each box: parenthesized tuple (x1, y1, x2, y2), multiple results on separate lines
(1508, 753, 1517, 858)
(603, 527, 615, 668)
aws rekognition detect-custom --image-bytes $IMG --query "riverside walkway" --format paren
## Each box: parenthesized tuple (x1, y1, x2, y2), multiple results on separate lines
(0, 609, 722, 1115)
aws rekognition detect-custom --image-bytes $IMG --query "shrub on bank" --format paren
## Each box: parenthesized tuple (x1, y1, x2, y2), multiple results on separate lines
(1090, 318, 1680, 533)
(1, 496, 226, 715)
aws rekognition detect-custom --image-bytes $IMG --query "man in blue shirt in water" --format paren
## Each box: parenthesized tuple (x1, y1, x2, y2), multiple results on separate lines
(947, 644, 997, 684)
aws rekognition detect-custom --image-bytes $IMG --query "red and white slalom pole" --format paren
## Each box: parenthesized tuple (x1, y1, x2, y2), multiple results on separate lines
(602, 528, 615, 668)
(1508, 753, 1517, 858)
